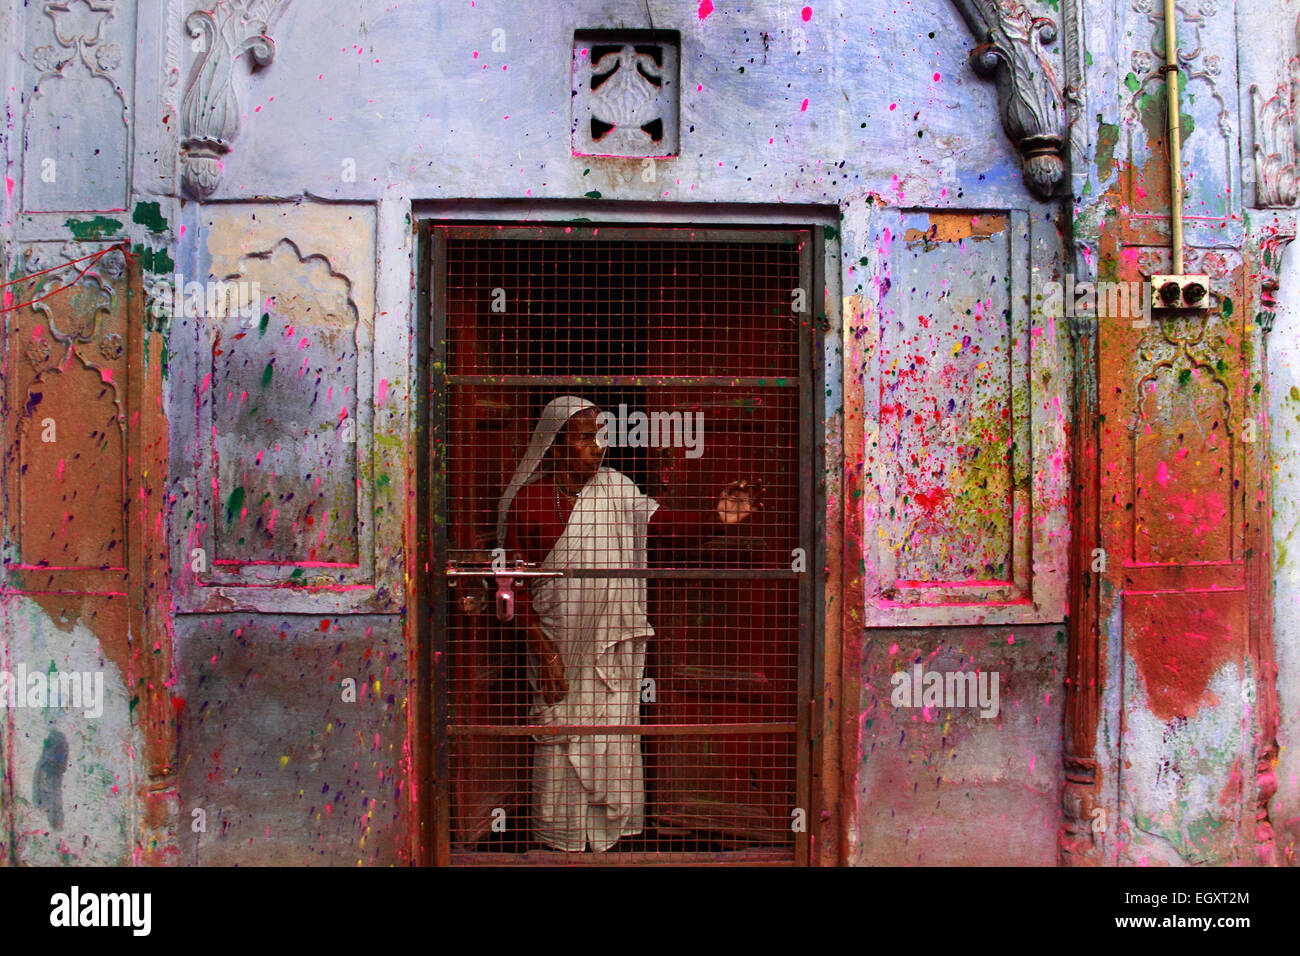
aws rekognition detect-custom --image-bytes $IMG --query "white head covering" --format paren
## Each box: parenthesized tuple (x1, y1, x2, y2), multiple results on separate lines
(495, 395, 600, 549)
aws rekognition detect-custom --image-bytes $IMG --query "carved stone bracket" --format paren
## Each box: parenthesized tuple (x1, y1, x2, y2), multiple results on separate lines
(1249, 15, 1300, 209)
(180, 1, 290, 200)
(951, 0, 1068, 199)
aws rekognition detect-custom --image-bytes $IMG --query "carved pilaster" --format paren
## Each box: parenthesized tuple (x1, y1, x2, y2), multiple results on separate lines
(180, 1, 290, 200)
(952, 0, 1068, 199)
(1248, 219, 1291, 866)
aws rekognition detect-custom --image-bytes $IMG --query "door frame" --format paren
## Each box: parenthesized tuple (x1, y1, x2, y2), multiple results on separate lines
(410, 202, 842, 865)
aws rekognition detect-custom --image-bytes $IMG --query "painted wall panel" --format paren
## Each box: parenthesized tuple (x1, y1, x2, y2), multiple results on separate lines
(174, 614, 409, 866)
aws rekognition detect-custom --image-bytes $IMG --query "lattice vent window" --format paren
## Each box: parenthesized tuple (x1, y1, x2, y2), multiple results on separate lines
(572, 31, 680, 157)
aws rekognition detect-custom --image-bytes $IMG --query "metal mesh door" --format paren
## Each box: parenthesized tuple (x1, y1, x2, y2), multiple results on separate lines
(428, 225, 815, 864)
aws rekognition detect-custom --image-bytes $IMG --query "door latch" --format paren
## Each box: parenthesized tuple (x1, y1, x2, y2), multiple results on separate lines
(445, 558, 564, 623)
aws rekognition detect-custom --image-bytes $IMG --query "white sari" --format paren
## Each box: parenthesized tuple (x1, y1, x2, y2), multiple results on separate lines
(528, 467, 659, 852)
(495, 397, 660, 852)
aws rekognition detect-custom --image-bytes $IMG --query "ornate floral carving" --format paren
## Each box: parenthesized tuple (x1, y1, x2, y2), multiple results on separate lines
(181, 1, 291, 200)
(1130, 0, 1234, 142)
(46, 0, 113, 47)
(99, 333, 123, 361)
(23, 0, 131, 213)
(95, 41, 121, 72)
(1134, 311, 1233, 431)
(1249, 16, 1300, 208)
(25, 337, 52, 370)
(952, 0, 1068, 199)
(98, 247, 125, 280)
(32, 44, 63, 72)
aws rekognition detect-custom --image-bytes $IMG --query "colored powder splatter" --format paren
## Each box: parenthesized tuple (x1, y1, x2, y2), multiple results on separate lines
(698, 0, 713, 18)
(225, 487, 245, 525)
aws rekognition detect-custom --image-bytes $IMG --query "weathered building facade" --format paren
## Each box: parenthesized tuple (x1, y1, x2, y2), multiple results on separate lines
(0, 0, 1295, 865)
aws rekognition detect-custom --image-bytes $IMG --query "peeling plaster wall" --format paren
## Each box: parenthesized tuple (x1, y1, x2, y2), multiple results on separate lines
(0, 597, 136, 864)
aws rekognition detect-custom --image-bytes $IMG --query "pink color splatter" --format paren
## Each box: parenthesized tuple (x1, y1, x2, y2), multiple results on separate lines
(697, 0, 713, 18)
(802, 6, 812, 21)
(800, 98, 809, 112)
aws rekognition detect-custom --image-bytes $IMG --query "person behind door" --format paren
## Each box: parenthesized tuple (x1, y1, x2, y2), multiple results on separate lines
(496, 395, 763, 852)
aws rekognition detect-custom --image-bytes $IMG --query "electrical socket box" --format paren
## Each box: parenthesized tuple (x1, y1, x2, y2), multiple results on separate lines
(1149, 274, 1211, 311)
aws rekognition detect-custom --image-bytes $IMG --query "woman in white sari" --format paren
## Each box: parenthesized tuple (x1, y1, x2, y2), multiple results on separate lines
(496, 396, 762, 852)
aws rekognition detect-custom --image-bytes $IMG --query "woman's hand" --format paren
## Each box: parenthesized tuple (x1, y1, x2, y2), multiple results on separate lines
(528, 626, 568, 706)
(716, 478, 765, 525)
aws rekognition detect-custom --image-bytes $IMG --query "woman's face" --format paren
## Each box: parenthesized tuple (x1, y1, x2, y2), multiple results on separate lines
(553, 408, 604, 483)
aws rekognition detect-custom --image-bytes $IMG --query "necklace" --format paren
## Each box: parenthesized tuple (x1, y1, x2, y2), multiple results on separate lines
(553, 475, 578, 516)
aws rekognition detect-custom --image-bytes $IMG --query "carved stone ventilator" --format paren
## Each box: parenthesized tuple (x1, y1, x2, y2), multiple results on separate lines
(572, 31, 680, 157)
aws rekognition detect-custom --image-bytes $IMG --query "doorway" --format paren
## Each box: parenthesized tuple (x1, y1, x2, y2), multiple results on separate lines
(419, 222, 821, 864)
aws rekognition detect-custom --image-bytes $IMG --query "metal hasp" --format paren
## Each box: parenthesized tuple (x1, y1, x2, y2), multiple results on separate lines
(444, 558, 564, 622)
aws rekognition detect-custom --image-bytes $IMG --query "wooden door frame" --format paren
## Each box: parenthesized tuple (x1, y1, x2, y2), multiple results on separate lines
(409, 203, 842, 865)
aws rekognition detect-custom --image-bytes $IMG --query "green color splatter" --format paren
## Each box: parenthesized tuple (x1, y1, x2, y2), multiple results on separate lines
(131, 242, 175, 275)
(132, 201, 168, 233)
(1124, 73, 1141, 92)
(1177, 368, 1193, 387)
(65, 216, 122, 240)
(584, 190, 602, 199)
(261, 361, 274, 388)
(1096, 122, 1119, 172)
(225, 487, 245, 525)
(259, 312, 270, 336)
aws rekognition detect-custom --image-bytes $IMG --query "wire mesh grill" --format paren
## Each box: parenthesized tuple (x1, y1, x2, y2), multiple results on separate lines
(435, 230, 809, 862)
